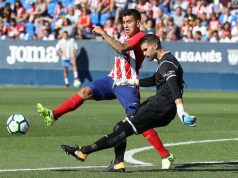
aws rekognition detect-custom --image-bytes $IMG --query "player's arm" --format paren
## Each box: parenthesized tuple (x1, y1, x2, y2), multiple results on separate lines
(93, 26, 130, 53)
(160, 62, 196, 127)
(112, 74, 155, 87)
(71, 49, 76, 61)
(56, 43, 63, 56)
(139, 74, 156, 87)
(71, 41, 78, 60)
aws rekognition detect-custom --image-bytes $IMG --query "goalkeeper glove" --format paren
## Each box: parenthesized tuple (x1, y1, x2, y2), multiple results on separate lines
(177, 103, 196, 127)
(112, 78, 139, 88)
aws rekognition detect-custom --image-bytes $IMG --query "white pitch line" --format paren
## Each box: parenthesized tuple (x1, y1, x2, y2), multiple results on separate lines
(124, 138, 238, 165)
(1, 161, 238, 173)
(0, 166, 106, 173)
(1, 138, 238, 173)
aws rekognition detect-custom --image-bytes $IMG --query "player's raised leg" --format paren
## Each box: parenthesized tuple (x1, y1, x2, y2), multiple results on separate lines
(36, 87, 92, 125)
(61, 119, 135, 165)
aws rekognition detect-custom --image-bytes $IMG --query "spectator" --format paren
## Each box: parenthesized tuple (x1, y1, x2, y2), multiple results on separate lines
(184, 6, 197, 26)
(212, 0, 223, 15)
(155, 20, 166, 39)
(35, 19, 51, 39)
(150, 0, 161, 20)
(61, 18, 74, 37)
(231, 19, 238, 42)
(110, 0, 128, 24)
(75, 27, 83, 40)
(230, 0, 238, 13)
(12, 0, 26, 23)
(103, 17, 116, 37)
(28, 0, 48, 23)
(0, 20, 6, 39)
(127, 0, 138, 9)
(75, 0, 88, 8)
(193, 30, 204, 42)
(140, 11, 148, 31)
(56, 31, 81, 88)
(0, 0, 236, 43)
(1, 2, 12, 23)
(219, 7, 236, 27)
(209, 30, 219, 42)
(158, 0, 170, 15)
(183, 30, 194, 42)
(97, 0, 111, 13)
(7, 18, 26, 39)
(171, 0, 188, 11)
(0, 0, 6, 9)
(137, 0, 151, 17)
(219, 0, 230, 7)
(88, 0, 100, 12)
(220, 30, 234, 43)
(209, 12, 220, 32)
(54, 1, 67, 20)
(66, 6, 79, 25)
(144, 18, 156, 34)
(199, 0, 213, 18)
(155, 7, 168, 26)
(55, 11, 67, 30)
(42, 29, 55, 40)
(192, 18, 207, 37)
(219, 21, 232, 40)
(172, 6, 185, 26)
(165, 17, 180, 41)
(23, 2, 36, 22)
(113, 18, 124, 40)
(33, 33, 39, 40)
(74, 3, 82, 17)
(180, 17, 193, 38)
(200, 13, 208, 27)
(193, 0, 213, 19)
(75, 7, 92, 35)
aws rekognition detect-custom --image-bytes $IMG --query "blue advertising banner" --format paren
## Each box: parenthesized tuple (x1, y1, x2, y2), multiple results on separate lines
(0, 40, 238, 90)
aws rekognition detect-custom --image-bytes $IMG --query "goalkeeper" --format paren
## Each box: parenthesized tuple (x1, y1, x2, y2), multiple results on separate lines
(61, 34, 196, 166)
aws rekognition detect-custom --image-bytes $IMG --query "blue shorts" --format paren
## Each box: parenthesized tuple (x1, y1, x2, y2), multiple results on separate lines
(61, 59, 72, 67)
(88, 76, 140, 116)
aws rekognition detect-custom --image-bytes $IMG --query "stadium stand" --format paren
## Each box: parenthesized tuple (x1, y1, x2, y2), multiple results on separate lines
(0, 0, 237, 41)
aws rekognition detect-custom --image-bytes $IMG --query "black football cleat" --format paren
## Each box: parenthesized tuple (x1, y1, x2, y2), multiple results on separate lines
(61, 144, 88, 161)
(103, 161, 126, 172)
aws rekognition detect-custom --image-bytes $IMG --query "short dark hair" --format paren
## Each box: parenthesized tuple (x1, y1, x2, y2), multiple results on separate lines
(139, 34, 162, 49)
(123, 9, 141, 21)
(63, 30, 69, 35)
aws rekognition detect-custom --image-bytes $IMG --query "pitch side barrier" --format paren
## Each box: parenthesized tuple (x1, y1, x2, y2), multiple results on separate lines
(0, 40, 238, 90)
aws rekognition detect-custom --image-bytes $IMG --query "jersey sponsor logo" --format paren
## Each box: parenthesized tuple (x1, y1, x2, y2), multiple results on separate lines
(175, 50, 222, 63)
(227, 49, 238, 66)
(163, 70, 176, 78)
(6, 45, 59, 65)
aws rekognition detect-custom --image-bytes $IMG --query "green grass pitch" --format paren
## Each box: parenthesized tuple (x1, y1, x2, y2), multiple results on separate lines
(0, 86, 237, 178)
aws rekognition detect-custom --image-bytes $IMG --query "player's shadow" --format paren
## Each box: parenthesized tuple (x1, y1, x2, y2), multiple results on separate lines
(127, 162, 238, 173)
(76, 47, 93, 84)
(51, 162, 238, 173)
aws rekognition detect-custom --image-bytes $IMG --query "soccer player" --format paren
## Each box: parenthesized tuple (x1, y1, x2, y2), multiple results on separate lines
(37, 9, 173, 171)
(61, 34, 196, 171)
(56, 31, 81, 87)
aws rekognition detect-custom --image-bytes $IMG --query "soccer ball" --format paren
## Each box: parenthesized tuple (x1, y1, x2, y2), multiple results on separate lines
(7, 114, 29, 135)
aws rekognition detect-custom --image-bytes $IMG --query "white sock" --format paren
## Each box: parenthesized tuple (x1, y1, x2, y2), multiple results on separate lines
(64, 78, 69, 85)
(74, 72, 78, 79)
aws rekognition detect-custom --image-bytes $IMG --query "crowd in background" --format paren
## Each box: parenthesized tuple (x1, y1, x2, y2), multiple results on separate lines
(0, 0, 238, 42)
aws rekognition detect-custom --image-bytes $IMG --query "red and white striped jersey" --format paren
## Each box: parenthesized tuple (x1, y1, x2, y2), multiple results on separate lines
(108, 31, 146, 81)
